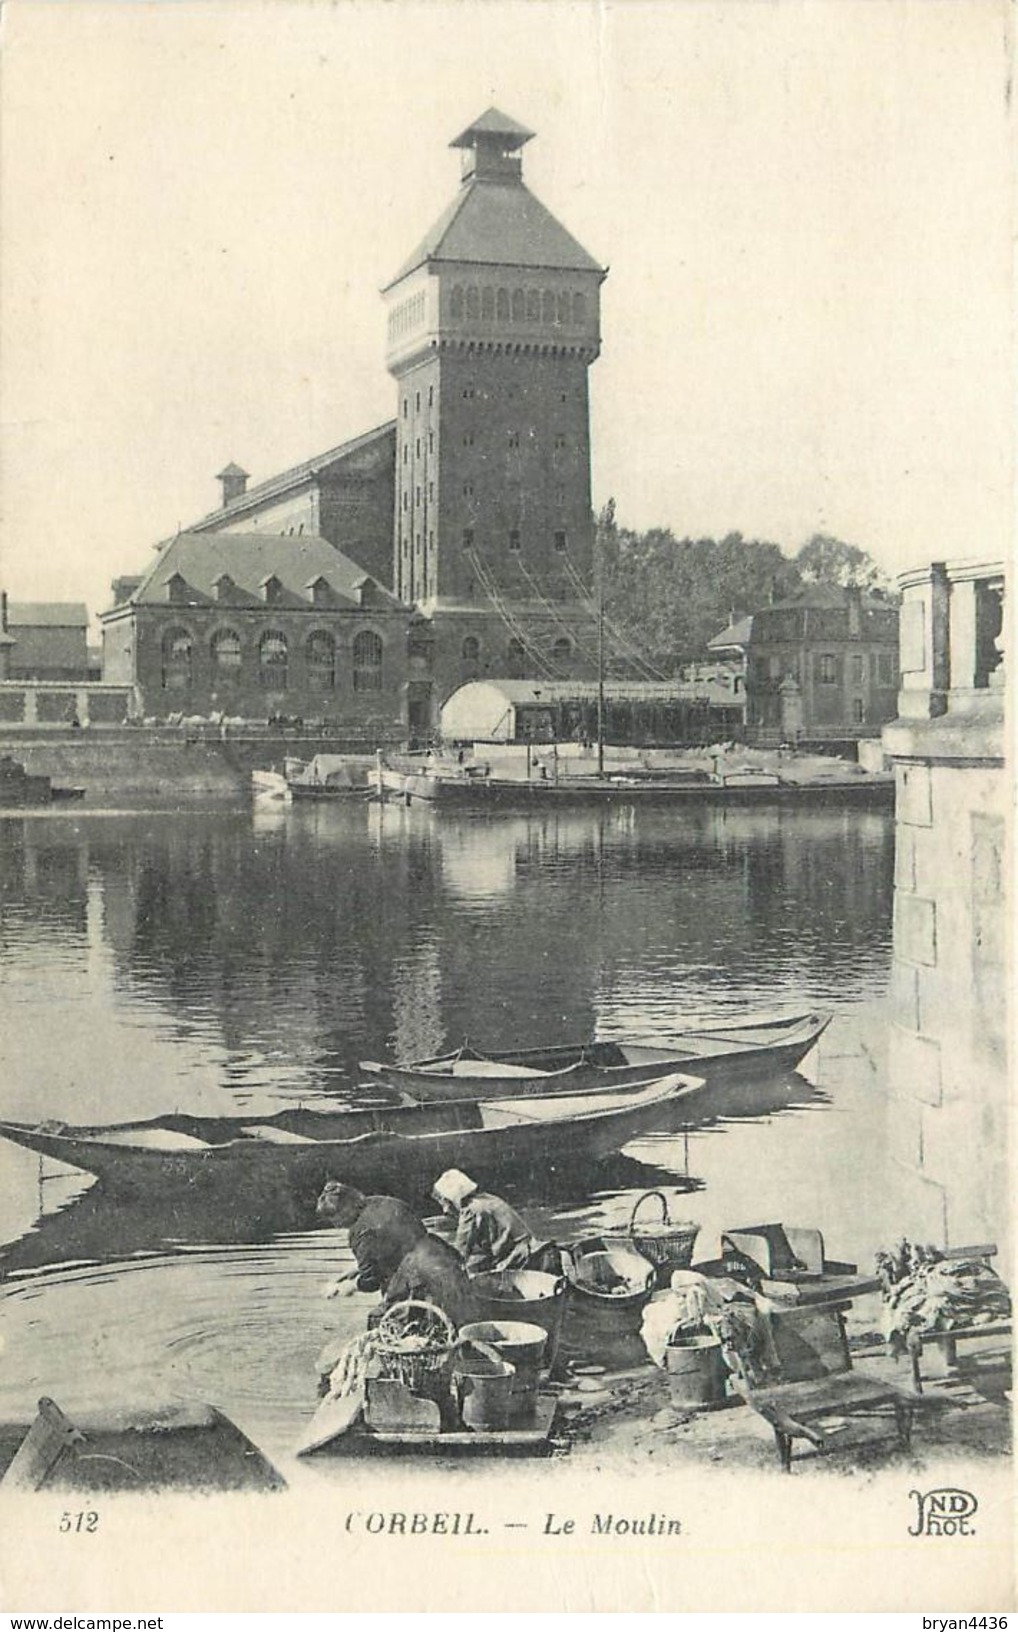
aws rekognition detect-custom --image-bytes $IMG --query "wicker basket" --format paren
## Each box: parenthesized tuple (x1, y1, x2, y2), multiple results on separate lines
(628, 1192, 700, 1274)
(374, 1300, 457, 1392)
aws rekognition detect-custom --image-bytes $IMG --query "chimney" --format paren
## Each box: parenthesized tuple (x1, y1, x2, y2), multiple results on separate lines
(846, 585, 862, 638)
(217, 463, 249, 508)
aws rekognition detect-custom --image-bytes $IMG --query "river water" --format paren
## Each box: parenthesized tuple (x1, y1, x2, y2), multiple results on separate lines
(0, 799, 897, 1473)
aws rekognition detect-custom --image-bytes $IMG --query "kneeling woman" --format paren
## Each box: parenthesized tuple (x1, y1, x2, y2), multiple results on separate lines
(316, 1180, 479, 1329)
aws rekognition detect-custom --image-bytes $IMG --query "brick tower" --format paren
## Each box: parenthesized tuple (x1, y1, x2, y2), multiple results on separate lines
(383, 108, 606, 714)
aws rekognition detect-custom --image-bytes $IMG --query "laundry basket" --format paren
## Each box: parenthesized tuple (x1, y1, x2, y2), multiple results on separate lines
(628, 1192, 700, 1283)
(373, 1300, 457, 1393)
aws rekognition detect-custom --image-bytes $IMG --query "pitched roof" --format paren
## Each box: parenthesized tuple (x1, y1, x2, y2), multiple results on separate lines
(765, 585, 890, 613)
(117, 532, 404, 613)
(708, 616, 753, 651)
(449, 107, 534, 150)
(186, 421, 395, 534)
(388, 177, 604, 286)
(7, 602, 88, 627)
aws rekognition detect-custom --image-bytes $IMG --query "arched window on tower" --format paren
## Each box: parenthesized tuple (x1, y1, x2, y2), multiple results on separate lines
(526, 289, 540, 322)
(512, 288, 525, 322)
(353, 630, 384, 693)
(481, 286, 495, 320)
(306, 630, 336, 691)
(450, 285, 464, 320)
(161, 627, 193, 691)
(496, 288, 510, 321)
(465, 286, 480, 320)
(542, 290, 556, 323)
(507, 638, 527, 679)
(557, 291, 570, 324)
(552, 637, 573, 665)
(572, 292, 587, 324)
(258, 629, 288, 690)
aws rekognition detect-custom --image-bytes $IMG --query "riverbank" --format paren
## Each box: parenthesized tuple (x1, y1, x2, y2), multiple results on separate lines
(0, 728, 890, 808)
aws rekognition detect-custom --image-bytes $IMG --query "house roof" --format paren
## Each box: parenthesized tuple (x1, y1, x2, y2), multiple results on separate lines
(112, 531, 405, 614)
(7, 602, 88, 628)
(449, 679, 738, 706)
(708, 616, 753, 651)
(765, 584, 888, 613)
(388, 176, 604, 287)
(185, 421, 395, 535)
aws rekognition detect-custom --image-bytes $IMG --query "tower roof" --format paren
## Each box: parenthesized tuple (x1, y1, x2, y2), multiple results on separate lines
(449, 107, 534, 151)
(387, 111, 603, 288)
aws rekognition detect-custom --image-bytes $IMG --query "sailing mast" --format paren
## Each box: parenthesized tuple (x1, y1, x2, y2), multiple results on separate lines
(595, 500, 614, 777)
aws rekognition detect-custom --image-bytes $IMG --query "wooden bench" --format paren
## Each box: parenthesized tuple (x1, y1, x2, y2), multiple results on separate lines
(734, 1305, 916, 1472)
(904, 1245, 1012, 1395)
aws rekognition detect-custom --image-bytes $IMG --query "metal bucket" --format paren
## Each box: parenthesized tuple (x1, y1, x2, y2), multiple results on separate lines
(665, 1336, 727, 1409)
(469, 1270, 567, 1373)
(452, 1344, 516, 1431)
(562, 1239, 656, 1367)
(458, 1320, 547, 1424)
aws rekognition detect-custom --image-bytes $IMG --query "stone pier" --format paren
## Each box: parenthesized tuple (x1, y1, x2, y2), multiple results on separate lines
(882, 558, 1007, 1258)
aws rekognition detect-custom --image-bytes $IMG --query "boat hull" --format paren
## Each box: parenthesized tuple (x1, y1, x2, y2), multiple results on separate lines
(377, 769, 893, 810)
(0, 1073, 702, 1197)
(362, 1012, 831, 1103)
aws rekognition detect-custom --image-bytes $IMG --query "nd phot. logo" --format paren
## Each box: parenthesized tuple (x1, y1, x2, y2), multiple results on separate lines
(909, 1487, 978, 1537)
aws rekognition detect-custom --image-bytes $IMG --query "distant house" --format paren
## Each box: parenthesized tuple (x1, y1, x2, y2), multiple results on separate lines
(744, 585, 899, 742)
(1, 598, 89, 680)
(100, 531, 412, 725)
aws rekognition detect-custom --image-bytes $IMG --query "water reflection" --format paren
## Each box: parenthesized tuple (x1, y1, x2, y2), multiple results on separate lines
(1, 803, 891, 1272)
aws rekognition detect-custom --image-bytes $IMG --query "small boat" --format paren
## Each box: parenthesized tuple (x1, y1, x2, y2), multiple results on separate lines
(286, 754, 368, 800)
(361, 1009, 831, 1103)
(0, 1071, 703, 1196)
(0, 1397, 285, 1493)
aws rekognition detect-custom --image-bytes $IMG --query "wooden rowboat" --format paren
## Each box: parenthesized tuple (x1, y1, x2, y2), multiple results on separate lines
(360, 1010, 831, 1104)
(0, 1071, 703, 1197)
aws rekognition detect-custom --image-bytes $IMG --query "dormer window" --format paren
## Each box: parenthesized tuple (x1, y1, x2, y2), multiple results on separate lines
(166, 572, 192, 605)
(306, 576, 333, 607)
(261, 574, 282, 604)
(213, 573, 235, 604)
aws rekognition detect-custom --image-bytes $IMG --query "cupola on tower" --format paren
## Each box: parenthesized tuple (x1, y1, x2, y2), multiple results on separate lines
(384, 108, 606, 694)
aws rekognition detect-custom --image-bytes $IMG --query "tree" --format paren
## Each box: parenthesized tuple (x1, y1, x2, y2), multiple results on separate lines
(795, 533, 888, 589)
(599, 526, 803, 672)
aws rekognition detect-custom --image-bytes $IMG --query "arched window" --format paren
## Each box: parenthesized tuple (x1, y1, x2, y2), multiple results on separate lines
(542, 290, 556, 323)
(258, 629, 288, 690)
(572, 292, 586, 324)
(161, 627, 193, 691)
(481, 286, 495, 320)
(552, 637, 573, 664)
(557, 291, 570, 324)
(449, 286, 464, 320)
(353, 630, 383, 693)
(496, 288, 510, 321)
(511, 288, 525, 322)
(461, 635, 481, 681)
(465, 285, 480, 320)
(306, 630, 336, 691)
(210, 627, 241, 681)
(507, 638, 527, 679)
(526, 288, 540, 322)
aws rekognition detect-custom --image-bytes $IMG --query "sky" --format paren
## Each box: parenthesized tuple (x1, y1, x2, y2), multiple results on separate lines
(0, 0, 1012, 626)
